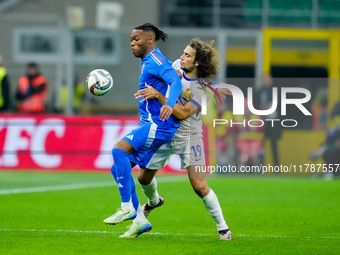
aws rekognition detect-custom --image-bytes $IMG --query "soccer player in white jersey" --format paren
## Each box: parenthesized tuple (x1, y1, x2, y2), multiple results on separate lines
(134, 38, 233, 240)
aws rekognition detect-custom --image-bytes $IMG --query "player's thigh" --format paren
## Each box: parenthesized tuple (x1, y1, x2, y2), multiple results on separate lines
(122, 123, 153, 152)
(113, 139, 135, 154)
(187, 165, 208, 179)
(167, 138, 195, 169)
(146, 140, 174, 170)
(189, 136, 206, 167)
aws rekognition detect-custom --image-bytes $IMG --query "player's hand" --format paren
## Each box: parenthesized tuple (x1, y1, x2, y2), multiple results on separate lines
(134, 83, 160, 102)
(216, 83, 232, 99)
(160, 104, 173, 121)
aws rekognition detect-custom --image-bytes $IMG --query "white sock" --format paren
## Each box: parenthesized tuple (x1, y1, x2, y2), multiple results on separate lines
(121, 198, 133, 210)
(202, 189, 229, 231)
(133, 204, 146, 224)
(141, 178, 160, 207)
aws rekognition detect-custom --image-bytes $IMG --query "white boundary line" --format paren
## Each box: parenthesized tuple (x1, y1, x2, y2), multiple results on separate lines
(0, 182, 113, 195)
(0, 228, 339, 239)
(0, 176, 187, 195)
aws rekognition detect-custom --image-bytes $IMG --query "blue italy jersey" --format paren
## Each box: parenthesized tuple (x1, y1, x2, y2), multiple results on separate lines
(138, 48, 181, 129)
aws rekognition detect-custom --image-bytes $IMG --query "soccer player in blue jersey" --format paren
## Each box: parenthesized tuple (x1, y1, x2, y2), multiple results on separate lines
(103, 23, 182, 238)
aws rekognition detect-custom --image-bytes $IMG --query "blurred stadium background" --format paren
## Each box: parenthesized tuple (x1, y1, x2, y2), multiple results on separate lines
(1, 1, 340, 254)
(1, 0, 340, 173)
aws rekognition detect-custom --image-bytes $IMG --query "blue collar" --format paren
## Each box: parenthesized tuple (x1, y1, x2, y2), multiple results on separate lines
(183, 72, 197, 81)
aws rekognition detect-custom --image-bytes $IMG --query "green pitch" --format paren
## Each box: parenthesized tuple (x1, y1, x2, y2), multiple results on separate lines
(0, 171, 339, 255)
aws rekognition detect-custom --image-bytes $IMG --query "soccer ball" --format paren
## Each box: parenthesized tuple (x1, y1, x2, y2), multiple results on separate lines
(86, 69, 113, 96)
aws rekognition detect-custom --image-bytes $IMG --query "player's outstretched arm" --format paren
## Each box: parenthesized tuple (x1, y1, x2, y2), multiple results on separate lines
(215, 82, 232, 99)
(135, 84, 199, 120)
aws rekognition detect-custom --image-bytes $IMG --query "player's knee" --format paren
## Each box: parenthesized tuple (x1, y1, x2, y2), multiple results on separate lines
(192, 180, 209, 198)
(112, 148, 125, 158)
(110, 164, 117, 177)
(111, 149, 129, 166)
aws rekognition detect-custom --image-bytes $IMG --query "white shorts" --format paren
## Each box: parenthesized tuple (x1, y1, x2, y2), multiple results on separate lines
(146, 136, 206, 170)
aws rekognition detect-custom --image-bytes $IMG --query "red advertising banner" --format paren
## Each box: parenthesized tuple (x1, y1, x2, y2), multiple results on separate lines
(0, 114, 188, 174)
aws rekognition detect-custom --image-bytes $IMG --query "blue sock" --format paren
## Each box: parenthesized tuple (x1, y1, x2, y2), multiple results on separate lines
(112, 148, 132, 203)
(110, 164, 118, 183)
(130, 175, 140, 211)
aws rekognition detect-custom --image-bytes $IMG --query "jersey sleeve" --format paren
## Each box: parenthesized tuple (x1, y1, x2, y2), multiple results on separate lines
(148, 51, 174, 78)
(148, 63, 173, 78)
(188, 84, 210, 112)
(161, 68, 182, 108)
(148, 55, 181, 108)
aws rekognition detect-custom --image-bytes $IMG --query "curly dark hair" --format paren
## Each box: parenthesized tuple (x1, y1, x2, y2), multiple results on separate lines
(189, 37, 220, 79)
(134, 23, 168, 41)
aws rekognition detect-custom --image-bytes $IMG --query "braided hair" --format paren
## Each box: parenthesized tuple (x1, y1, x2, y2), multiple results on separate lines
(134, 23, 168, 41)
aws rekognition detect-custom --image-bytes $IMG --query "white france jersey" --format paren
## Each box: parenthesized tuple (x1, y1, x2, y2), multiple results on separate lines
(171, 59, 211, 139)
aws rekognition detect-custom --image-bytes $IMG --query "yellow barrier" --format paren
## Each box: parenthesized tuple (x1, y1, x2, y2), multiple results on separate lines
(263, 28, 340, 113)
